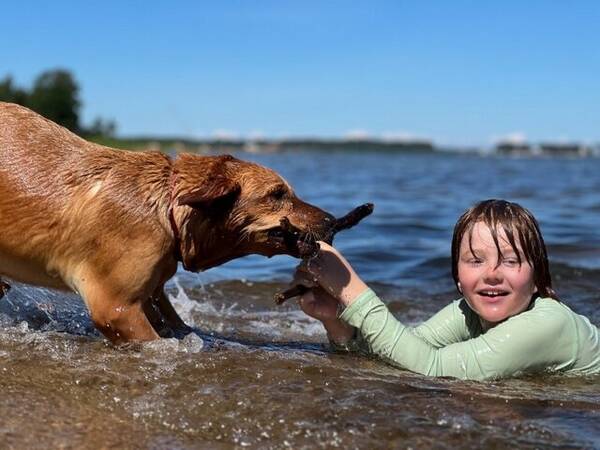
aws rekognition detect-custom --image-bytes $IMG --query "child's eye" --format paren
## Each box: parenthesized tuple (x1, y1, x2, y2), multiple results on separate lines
(468, 258, 483, 265)
(503, 258, 520, 267)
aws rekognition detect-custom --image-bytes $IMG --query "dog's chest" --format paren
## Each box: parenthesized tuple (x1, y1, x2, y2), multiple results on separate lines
(0, 251, 68, 290)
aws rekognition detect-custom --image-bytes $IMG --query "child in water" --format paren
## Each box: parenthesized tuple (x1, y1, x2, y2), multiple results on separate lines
(293, 199, 600, 380)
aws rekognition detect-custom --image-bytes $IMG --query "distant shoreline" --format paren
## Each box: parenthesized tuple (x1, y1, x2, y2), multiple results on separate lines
(88, 136, 599, 157)
(88, 136, 436, 153)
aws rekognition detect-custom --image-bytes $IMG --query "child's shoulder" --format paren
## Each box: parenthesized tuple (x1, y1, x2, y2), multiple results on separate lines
(520, 297, 576, 331)
(532, 297, 571, 314)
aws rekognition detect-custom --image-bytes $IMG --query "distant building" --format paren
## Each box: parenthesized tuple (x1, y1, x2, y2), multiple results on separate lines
(495, 141, 532, 156)
(243, 141, 281, 153)
(538, 143, 591, 157)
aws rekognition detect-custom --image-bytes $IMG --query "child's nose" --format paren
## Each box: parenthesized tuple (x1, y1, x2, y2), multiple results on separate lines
(483, 263, 503, 283)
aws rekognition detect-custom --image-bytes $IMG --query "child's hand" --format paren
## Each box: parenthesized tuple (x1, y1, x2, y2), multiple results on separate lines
(292, 270, 356, 344)
(297, 287, 339, 322)
(291, 270, 338, 321)
(297, 242, 369, 306)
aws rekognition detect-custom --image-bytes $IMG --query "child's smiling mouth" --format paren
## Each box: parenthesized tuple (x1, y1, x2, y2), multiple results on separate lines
(477, 289, 510, 299)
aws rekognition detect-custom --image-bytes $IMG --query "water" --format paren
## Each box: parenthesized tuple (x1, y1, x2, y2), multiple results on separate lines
(1, 151, 599, 449)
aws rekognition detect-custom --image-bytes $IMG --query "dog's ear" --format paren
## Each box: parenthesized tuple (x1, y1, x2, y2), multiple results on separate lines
(178, 176, 241, 211)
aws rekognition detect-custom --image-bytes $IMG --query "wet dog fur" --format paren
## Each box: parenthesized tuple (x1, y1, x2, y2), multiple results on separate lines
(0, 102, 333, 344)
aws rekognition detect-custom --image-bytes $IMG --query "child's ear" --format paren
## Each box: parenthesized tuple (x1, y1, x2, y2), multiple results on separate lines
(457, 282, 463, 294)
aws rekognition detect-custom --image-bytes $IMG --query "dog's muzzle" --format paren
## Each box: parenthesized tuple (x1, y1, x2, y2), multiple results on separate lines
(267, 203, 374, 258)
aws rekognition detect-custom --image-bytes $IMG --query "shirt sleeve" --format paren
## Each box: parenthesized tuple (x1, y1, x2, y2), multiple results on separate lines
(410, 300, 476, 348)
(339, 289, 578, 380)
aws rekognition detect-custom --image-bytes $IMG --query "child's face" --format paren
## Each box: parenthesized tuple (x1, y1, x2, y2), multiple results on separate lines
(458, 221, 536, 328)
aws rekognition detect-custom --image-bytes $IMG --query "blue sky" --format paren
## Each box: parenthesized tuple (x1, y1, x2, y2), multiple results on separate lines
(1, 1, 599, 146)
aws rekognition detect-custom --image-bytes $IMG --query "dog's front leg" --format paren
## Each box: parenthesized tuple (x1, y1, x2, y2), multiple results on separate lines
(140, 287, 191, 339)
(80, 283, 160, 345)
(152, 287, 192, 337)
(142, 297, 175, 338)
(0, 278, 10, 299)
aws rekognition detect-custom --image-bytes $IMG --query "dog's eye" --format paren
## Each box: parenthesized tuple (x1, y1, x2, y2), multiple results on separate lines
(270, 187, 287, 200)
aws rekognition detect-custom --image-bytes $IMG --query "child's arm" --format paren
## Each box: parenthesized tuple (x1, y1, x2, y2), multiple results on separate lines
(342, 290, 576, 380)
(295, 243, 473, 349)
(295, 242, 370, 308)
(410, 300, 478, 348)
(295, 287, 356, 345)
(297, 241, 469, 336)
(301, 242, 577, 380)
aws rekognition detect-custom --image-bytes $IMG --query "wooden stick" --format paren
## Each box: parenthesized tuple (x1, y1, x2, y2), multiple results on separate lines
(331, 203, 374, 235)
(274, 203, 374, 304)
(274, 284, 309, 305)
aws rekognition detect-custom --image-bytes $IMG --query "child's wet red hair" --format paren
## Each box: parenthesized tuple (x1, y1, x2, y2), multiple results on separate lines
(451, 199, 558, 300)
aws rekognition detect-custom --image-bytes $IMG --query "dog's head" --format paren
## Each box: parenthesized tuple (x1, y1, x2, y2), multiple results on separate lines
(173, 154, 334, 271)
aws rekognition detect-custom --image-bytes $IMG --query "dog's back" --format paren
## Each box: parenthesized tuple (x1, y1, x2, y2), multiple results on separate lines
(0, 102, 337, 343)
(0, 102, 173, 289)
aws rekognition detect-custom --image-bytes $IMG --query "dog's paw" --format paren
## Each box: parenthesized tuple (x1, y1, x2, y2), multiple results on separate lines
(0, 280, 10, 299)
(157, 326, 176, 339)
(174, 325, 194, 339)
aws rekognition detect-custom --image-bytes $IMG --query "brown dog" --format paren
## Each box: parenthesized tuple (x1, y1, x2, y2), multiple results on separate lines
(0, 102, 334, 344)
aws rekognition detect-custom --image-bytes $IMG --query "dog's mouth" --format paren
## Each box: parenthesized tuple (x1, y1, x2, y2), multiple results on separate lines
(265, 226, 289, 249)
(267, 227, 288, 241)
(266, 219, 322, 258)
(272, 203, 374, 304)
(265, 203, 374, 258)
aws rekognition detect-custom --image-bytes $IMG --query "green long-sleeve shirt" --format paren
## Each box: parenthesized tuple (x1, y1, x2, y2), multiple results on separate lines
(337, 289, 600, 380)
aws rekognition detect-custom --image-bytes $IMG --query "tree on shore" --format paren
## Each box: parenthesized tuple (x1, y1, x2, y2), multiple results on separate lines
(0, 69, 116, 137)
(0, 76, 28, 105)
(87, 117, 117, 138)
(27, 70, 81, 133)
